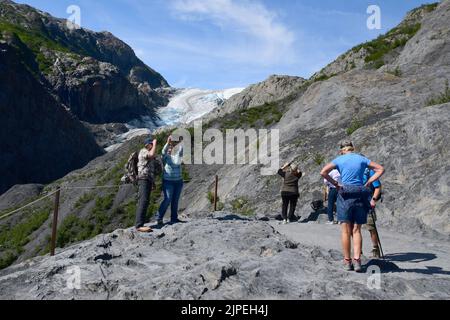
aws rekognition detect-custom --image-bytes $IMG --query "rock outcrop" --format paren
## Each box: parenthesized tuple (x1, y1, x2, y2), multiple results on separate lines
(0, 0, 171, 192)
(1, 216, 449, 300)
(0, 41, 104, 195)
(311, 3, 440, 80)
(0, 0, 170, 123)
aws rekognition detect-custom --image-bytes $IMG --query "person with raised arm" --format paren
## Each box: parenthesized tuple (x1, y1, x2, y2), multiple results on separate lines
(320, 141, 384, 272)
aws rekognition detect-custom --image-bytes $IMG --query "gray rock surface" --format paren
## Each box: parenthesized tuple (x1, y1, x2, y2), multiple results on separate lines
(0, 184, 44, 211)
(1, 215, 449, 300)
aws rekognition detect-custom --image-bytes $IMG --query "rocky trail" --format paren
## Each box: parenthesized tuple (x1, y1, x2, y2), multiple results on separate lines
(1, 213, 449, 300)
(271, 221, 450, 281)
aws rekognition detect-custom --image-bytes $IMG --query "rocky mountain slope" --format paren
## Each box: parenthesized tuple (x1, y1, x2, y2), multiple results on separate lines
(0, 1, 449, 289)
(181, 1, 450, 237)
(0, 0, 170, 193)
(0, 0, 169, 123)
(0, 40, 104, 195)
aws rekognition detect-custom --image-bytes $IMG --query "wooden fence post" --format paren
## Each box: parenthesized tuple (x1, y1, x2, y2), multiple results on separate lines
(50, 187, 61, 256)
(214, 175, 219, 211)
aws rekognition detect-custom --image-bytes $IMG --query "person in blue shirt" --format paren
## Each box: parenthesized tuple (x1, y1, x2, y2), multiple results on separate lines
(363, 168, 383, 259)
(321, 141, 385, 272)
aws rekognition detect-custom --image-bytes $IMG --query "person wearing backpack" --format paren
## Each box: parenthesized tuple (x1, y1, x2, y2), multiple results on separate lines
(320, 141, 385, 272)
(135, 137, 158, 233)
(363, 168, 383, 258)
(157, 135, 184, 227)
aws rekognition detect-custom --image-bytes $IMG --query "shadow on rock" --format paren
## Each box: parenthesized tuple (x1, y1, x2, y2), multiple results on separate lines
(214, 214, 252, 222)
(301, 208, 327, 223)
(385, 252, 437, 263)
(365, 259, 402, 273)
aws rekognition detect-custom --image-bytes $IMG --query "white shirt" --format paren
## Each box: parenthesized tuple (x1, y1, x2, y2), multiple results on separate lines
(324, 169, 341, 189)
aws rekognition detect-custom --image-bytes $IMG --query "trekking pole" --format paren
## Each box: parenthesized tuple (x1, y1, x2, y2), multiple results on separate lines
(370, 210, 385, 259)
(50, 187, 61, 257)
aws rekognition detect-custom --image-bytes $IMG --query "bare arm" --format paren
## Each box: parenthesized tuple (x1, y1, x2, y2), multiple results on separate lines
(370, 187, 382, 208)
(320, 163, 340, 188)
(147, 139, 158, 160)
(366, 161, 385, 188)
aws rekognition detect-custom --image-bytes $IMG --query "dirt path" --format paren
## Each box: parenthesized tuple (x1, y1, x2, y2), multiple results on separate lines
(270, 221, 450, 280)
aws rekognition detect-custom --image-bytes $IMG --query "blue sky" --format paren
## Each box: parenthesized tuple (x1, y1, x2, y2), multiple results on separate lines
(15, 0, 434, 89)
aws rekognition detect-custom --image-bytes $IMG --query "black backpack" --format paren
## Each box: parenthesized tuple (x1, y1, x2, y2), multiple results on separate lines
(121, 152, 139, 184)
(121, 152, 163, 184)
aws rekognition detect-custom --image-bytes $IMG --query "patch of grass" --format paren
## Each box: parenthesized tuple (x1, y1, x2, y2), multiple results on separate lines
(0, 205, 51, 269)
(413, 3, 439, 13)
(182, 164, 191, 183)
(0, 20, 71, 74)
(346, 118, 365, 136)
(97, 158, 127, 187)
(56, 192, 116, 248)
(56, 214, 95, 248)
(230, 197, 255, 216)
(207, 191, 215, 205)
(74, 192, 95, 210)
(219, 102, 284, 129)
(351, 23, 422, 69)
(387, 66, 402, 77)
(313, 73, 337, 82)
(313, 153, 326, 166)
(427, 80, 450, 107)
(207, 191, 224, 211)
(0, 251, 18, 270)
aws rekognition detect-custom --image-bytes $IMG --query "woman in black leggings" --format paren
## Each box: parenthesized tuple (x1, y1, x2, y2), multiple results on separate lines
(278, 162, 303, 224)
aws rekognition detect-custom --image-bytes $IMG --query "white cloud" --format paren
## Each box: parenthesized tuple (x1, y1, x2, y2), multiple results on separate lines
(169, 0, 296, 65)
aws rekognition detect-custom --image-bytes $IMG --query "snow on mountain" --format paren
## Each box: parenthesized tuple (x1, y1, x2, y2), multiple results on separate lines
(105, 87, 244, 152)
(156, 87, 245, 126)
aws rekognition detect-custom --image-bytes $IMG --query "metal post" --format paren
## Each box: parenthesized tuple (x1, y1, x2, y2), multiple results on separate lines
(50, 187, 61, 256)
(214, 175, 219, 211)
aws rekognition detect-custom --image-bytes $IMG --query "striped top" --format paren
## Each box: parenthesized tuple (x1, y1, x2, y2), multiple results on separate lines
(162, 143, 183, 181)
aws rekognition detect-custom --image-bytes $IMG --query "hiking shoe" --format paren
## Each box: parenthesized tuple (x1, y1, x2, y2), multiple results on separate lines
(136, 226, 153, 233)
(371, 247, 381, 259)
(170, 219, 185, 225)
(344, 259, 354, 271)
(156, 220, 164, 227)
(353, 259, 363, 273)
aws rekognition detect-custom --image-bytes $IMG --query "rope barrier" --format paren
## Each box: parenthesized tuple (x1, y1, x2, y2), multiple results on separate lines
(0, 184, 124, 221)
(0, 189, 60, 221)
(63, 185, 122, 190)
